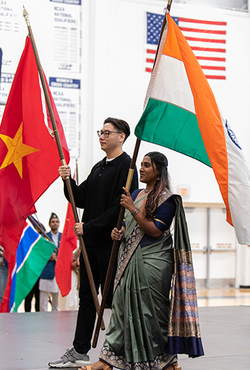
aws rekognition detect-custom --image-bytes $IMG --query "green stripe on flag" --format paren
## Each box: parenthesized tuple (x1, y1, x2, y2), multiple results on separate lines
(13, 237, 55, 312)
(135, 98, 211, 167)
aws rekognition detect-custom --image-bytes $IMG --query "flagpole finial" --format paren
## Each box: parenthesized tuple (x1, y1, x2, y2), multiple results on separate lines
(167, 0, 173, 12)
(23, 5, 30, 26)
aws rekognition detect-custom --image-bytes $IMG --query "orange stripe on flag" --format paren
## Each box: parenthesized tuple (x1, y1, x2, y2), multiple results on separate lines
(163, 19, 183, 62)
(165, 14, 232, 225)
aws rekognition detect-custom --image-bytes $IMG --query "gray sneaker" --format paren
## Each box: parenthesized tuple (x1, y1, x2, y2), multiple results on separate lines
(48, 347, 91, 368)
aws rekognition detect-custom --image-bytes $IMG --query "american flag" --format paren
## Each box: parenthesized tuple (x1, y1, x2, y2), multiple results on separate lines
(146, 12, 227, 80)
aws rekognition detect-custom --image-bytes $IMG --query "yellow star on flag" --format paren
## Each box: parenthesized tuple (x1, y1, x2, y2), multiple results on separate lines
(0, 122, 39, 178)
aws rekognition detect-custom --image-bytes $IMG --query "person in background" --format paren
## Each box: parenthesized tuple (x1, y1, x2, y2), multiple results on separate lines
(39, 213, 61, 312)
(0, 246, 8, 305)
(58, 247, 80, 311)
(49, 117, 138, 368)
(24, 222, 47, 312)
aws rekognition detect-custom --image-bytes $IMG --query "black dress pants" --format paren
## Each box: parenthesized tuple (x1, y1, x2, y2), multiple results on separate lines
(73, 247, 115, 354)
(24, 279, 40, 312)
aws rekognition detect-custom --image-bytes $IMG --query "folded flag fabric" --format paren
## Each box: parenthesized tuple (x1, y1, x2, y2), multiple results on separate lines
(55, 200, 77, 297)
(135, 11, 250, 245)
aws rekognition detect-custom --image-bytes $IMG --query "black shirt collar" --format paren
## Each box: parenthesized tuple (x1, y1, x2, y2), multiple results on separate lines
(99, 152, 126, 166)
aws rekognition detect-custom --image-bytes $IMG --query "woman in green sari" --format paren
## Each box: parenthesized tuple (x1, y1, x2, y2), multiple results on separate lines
(81, 152, 203, 370)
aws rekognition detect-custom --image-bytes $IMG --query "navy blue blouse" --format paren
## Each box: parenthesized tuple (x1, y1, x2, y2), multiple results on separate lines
(125, 189, 176, 247)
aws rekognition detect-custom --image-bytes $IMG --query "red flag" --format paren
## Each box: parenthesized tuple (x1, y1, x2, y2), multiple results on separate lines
(55, 201, 77, 297)
(0, 37, 70, 263)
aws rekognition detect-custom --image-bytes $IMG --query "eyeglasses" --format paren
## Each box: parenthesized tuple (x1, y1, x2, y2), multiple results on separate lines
(97, 130, 122, 138)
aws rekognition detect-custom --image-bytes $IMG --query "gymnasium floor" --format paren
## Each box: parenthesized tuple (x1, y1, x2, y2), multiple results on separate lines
(1, 288, 250, 370)
(17, 287, 250, 311)
(197, 287, 250, 307)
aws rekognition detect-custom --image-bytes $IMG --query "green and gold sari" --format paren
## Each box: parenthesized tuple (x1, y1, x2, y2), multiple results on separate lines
(100, 192, 203, 370)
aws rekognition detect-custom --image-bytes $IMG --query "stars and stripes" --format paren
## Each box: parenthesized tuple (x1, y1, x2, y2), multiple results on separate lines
(146, 12, 227, 80)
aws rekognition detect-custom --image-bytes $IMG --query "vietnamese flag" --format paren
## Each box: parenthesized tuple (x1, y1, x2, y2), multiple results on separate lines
(0, 36, 70, 263)
(135, 12, 250, 245)
(55, 200, 77, 297)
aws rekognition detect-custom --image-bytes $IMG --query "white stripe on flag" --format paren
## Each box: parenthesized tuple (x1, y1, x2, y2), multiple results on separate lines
(16, 232, 41, 274)
(151, 55, 196, 114)
(221, 112, 250, 245)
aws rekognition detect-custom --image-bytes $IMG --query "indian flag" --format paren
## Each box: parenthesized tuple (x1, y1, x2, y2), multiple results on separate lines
(135, 12, 250, 245)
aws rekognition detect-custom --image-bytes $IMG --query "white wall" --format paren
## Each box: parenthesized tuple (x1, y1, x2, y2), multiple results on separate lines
(175, 0, 248, 10)
(77, 0, 250, 202)
(1, 0, 250, 286)
(75, 0, 250, 286)
(31, 0, 250, 286)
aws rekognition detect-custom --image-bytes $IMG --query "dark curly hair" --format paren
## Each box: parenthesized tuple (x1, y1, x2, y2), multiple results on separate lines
(143, 152, 170, 220)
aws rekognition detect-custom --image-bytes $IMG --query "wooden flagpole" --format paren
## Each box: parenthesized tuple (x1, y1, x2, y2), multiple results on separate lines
(74, 159, 81, 289)
(23, 7, 105, 330)
(92, 0, 173, 348)
(92, 139, 140, 347)
(75, 158, 79, 186)
(28, 215, 52, 242)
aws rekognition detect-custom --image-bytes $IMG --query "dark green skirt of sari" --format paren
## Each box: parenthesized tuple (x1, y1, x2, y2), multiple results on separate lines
(100, 193, 177, 370)
(100, 193, 204, 370)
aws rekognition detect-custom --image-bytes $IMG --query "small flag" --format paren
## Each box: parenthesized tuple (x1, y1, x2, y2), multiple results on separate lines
(0, 222, 55, 312)
(137, 12, 250, 245)
(55, 200, 77, 297)
(146, 12, 227, 80)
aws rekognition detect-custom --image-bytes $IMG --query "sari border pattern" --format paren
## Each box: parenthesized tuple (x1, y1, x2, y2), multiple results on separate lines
(100, 346, 177, 370)
(167, 196, 204, 357)
(113, 224, 144, 292)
